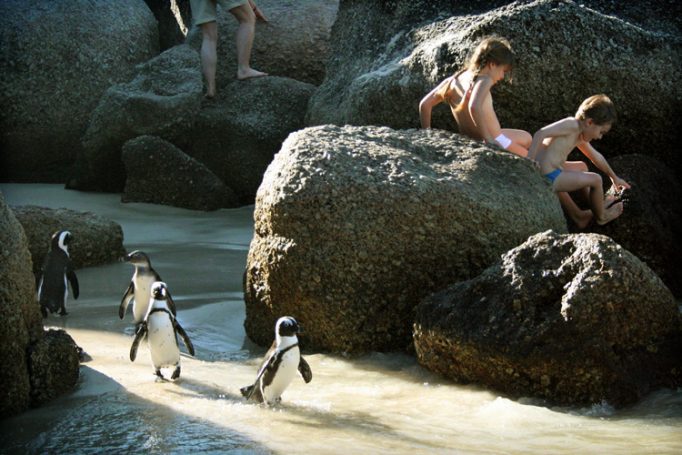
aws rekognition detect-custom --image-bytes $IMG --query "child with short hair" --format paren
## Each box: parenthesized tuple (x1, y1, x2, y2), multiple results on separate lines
(528, 94, 630, 226)
(419, 36, 531, 157)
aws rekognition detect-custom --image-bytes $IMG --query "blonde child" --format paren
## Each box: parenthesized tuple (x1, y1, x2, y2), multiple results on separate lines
(528, 94, 630, 226)
(419, 36, 531, 157)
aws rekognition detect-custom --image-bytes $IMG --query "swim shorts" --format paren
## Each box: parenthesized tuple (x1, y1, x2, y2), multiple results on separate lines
(190, 0, 249, 25)
(494, 133, 512, 150)
(544, 168, 562, 184)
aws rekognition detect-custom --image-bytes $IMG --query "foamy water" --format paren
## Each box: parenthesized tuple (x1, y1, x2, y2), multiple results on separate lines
(1, 184, 680, 454)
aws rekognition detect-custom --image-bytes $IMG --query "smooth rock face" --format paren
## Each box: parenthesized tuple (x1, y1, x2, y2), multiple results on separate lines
(67, 44, 203, 192)
(0, 192, 41, 417)
(185, 76, 316, 203)
(186, 0, 338, 85)
(414, 230, 682, 407)
(244, 125, 567, 353)
(122, 135, 239, 210)
(592, 154, 682, 297)
(11, 206, 126, 276)
(0, 0, 159, 182)
(307, 0, 682, 172)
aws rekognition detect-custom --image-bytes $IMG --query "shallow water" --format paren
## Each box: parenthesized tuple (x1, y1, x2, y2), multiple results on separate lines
(1, 184, 681, 454)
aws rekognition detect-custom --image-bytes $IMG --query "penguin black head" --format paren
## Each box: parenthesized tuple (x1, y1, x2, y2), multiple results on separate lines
(125, 250, 152, 267)
(51, 230, 72, 253)
(276, 316, 301, 338)
(151, 281, 168, 300)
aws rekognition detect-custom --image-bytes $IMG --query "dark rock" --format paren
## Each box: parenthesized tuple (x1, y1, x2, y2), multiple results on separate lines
(186, 0, 338, 85)
(122, 135, 239, 210)
(592, 154, 682, 297)
(11, 206, 126, 276)
(414, 230, 682, 407)
(0, 192, 42, 418)
(144, 0, 192, 50)
(0, 0, 159, 183)
(185, 76, 316, 204)
(307, 0, 682, 173)
(67, 44, 203, 192)
(28, 329, 80, 407)
(244, 125, 567, 353)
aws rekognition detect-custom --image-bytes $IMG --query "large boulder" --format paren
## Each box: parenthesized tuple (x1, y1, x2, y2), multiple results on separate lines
(122, 135, 239, 210)
(67, 44, 203, 192)
(185, 76, 316, 203)
(0, 0, 159, 183)
(592, 154, 682, 297)
(243, 125, 567, 353)
(186, 0, 338, 85)
(0, 192, 41, 417)
(413, 230, 682, 407)
(11, 206, 126, 276)
(28, 329, 80, 407)
(306, 0, 682, 173)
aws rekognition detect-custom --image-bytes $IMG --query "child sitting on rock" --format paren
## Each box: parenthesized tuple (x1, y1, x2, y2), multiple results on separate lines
(419, 35, 531, 157)
(527, 94, 630, 227)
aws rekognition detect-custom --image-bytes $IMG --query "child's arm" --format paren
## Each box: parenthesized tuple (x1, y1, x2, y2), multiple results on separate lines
(419, 78, 450, 128)
(468, 76, 495, 142)
(577, 142, 631, 191)
(527, 117, 579, 161)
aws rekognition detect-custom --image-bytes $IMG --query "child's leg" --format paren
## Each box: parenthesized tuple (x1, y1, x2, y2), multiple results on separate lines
(501, 128, 531, 158)
(553, 170, 623, 225)
(557, 192, 592, 229)
(199, 21, 219, 97)
(229, 3, 267, 80)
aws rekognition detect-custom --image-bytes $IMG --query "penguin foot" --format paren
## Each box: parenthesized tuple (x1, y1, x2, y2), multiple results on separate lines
(171, 366, 181, 380)
(155, 369, 166, 381)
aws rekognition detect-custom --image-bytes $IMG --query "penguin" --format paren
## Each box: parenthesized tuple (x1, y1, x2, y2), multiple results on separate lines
(119, 250, 176, 325)
(129, 281, 194, 380)
(37, 230, 79, 317)
(240, 316, 313, 405)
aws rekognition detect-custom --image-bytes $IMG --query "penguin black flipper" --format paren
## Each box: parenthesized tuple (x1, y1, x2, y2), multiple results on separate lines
(67, 264, 79, 300)
(173, 320, 195, 356)
(166, 290, 178, 317)
(242, 344, 278, 402)
(119, 282, 134, 319)
(130, 322, 148, 361)
(298, 356, 313, 383)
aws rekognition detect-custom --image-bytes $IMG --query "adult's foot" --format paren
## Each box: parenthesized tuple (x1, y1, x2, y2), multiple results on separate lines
(571, 209, 593, 230)
(237, 68, 268, 80)
(596, 201, 624, 226)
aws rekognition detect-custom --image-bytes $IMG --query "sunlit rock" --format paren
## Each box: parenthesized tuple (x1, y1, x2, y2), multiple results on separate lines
(244, 125, 567, 353)
(414, 230, 682, 407)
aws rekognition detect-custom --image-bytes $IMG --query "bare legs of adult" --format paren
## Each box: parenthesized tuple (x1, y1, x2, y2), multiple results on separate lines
(230, 3, 267, 80)
(199, 21, 218, 98)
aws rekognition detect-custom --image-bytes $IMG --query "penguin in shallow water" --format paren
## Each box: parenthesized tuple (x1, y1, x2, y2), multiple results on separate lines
(119, 250, 176, 325)
(129, 281, 194, 380)
(38, 230, 79, 317)
(240, 316, 313, 404)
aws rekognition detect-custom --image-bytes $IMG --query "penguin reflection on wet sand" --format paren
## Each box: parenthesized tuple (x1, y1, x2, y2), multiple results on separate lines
(241, 316, 313, 405)
(38, 230, 79, 317)
(119, 250, 176, 326)
(129, 281, 194, 381)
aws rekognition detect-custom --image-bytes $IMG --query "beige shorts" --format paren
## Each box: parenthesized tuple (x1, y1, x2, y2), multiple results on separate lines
(190, 0, 249, 25)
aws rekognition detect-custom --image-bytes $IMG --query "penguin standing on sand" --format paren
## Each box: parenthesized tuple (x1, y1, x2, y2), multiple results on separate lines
(240, 316, 313, 405)
(129, 281, 194, 380)
(119, 250, 176, 325)
(38, 230, 79, 317)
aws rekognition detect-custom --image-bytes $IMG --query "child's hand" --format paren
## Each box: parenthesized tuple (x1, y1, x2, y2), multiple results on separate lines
(612, 176, 631, 192)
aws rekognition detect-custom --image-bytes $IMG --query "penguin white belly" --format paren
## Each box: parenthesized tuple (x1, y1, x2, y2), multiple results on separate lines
(147, 313, 180, 369)
(263, 347, 300, 403)
(132, 274, 156, 323)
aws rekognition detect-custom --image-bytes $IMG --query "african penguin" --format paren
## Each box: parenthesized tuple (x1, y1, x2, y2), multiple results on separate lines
(119, 250, 176, 325)
(240, 316, 313, 405)
(37, 230, 79, 317)
(129, 281, 194, 380)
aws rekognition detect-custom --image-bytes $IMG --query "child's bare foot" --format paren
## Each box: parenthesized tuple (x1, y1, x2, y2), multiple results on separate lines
(237, 68, 268, 80)
(596, 201, 624, 226)
(572, 209, 593, 230)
